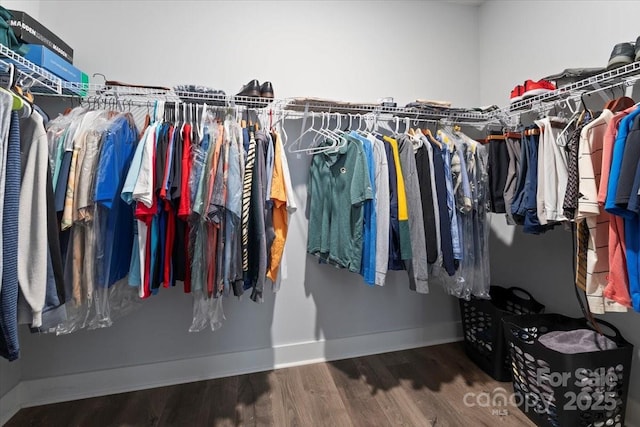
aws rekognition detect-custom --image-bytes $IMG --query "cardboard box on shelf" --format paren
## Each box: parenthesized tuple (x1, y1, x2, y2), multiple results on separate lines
(8, 10, 73, 63)
(24, 45, 87, 96)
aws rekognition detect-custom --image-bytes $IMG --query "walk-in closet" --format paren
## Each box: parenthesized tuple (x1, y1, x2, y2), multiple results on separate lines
(0, 1, 639, 426)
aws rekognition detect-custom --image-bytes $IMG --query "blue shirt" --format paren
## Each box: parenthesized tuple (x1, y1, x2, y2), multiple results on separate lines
(351, 132, 377, 285)
(120, 125, 151, 288)
(94, 116, 138, 287)
(606, 107, 640, 311)
(121, 125, 150, 205)
(430, 142, 456, 276)
(384, 138, 403, 270)
(605, 107, 640, 217)
(604, 107, 640, 310)
(440, 143, 462, 260)
(265, 132, 275, 203)
(627, 160, 640, 213)
(128, 220, 141, 287)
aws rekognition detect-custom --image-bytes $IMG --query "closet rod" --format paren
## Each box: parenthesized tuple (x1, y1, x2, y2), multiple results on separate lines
(74, 97, 464, 130)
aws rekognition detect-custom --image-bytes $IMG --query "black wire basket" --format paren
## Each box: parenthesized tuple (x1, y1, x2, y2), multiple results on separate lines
(459, 286, 545, 381)
(502, 314, 633, 427)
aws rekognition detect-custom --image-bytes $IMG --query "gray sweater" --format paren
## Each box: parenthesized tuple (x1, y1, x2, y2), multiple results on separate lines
(398, 135, 429, 294)
(18, 112, 49, 327)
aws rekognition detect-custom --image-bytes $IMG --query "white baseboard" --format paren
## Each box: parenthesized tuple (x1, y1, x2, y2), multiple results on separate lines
(0, 382, 22, 426)
(0, 321, 462, 425)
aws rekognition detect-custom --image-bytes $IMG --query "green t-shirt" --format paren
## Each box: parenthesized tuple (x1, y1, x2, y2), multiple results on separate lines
(307, 137, 373, 272)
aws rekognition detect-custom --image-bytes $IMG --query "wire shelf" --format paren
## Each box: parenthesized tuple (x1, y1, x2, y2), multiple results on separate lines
(282, 98, 491, 122)
(493, 61, 640, 118)
(0, 43, 62, 94)
(4, 42, 640, 127)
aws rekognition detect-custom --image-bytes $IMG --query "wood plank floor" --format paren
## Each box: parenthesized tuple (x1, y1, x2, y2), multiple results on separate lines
(4, 342, 535, 427)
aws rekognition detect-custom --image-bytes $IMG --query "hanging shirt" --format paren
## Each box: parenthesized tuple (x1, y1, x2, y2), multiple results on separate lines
(225, 122, 245, 295)
(487, 135, 509, 213)
(207, 124, 227, 295)
(241, 131, 257, 274)
(307, 138, 373, 273)
(369, 134, 390, 286)
(18, 111, 49, 327)
(177, 123, 193, 220)
(503, 135, 522, 225)
(599, 107, 637, 204)
(423, 135, 442, 265)
(615, 115, 640, 207)
(510, 131, 529, 226)
(415, 141, 438, 264)
(0, 91, 12, 298)
(384, 140, 403, 270)
(605, 106, 640, 311)
(440, 141, 462, 256)
(248, 131, 269, 302)
(534, 117, 570, 224)
(190, 125, 217, 294)
(1, 110, 21, 361)
(430, 141, 456, 276)
(48, 126, 66, 190)
(191, 129, 212, 217)
(450, 137, 472, 214)
(265, 132, 275, 202)
(60, 111, 102, 230)
(349, 132, 376, 286)
(575, 109, 626, 313)
(383, 136, 412, 261)
(133, 122, 158, 210)
(266, 130, 288, 284)
(274, 130, 297, 286)
(257, 131, 276, 284)
(121, 125, 151, 289)
(598, 112, 633, 309)
(133, 123, 159, 298)
(94, 115, 139, 288)
(450, 139, 471, 261)
(151, 123, 171, 292)
(564, 121, 585, 220)
(398, 135, 428, 293)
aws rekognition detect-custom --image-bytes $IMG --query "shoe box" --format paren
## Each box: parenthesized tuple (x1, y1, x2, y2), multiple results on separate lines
(24, 44, 88, 96)
(8, 10, 74, 64)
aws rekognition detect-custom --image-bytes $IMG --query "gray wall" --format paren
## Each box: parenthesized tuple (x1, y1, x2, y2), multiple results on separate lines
(0, 358, 20, 398)
(12, 0, 480, 383)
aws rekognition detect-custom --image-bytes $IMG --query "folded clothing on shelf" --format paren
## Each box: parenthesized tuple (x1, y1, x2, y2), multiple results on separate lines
(174, 84, 226, 105)
(544, 67, 606, 87)
(412, 99, 452, 108)
(285, 97, 381, 113)
(404, 102, 472, 115)
(174, 84, 225, 96)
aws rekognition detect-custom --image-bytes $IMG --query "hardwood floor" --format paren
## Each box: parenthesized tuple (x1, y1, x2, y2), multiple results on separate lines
(4, 342, 535, 427)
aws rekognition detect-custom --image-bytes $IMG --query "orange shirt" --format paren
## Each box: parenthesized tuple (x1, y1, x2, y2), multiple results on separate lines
(266, 132, 288, 282)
